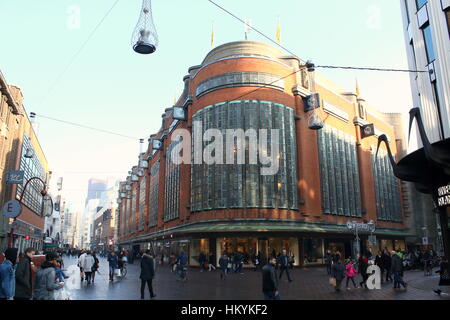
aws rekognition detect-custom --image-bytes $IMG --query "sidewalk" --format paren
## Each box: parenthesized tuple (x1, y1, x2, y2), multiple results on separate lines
(62, 256, 450, 300)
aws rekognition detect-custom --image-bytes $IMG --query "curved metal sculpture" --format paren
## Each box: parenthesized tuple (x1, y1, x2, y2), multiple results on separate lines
(408, 108, 450, 175)
(19, 177, 53, 217)
(131, 0, 158, 54)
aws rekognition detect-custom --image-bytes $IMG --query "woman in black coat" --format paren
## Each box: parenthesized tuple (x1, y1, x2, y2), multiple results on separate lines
(433, 258, 449, 296)
(140, 250, 156, 299)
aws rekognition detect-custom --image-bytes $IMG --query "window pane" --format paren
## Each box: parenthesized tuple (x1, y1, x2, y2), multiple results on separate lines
(422, 25, 436, 63)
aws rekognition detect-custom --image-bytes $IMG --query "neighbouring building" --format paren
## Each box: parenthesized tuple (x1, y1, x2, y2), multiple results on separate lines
(0, 70, 51, 252)
(400, 0, 450, 253)
(117, 41, 414, 267)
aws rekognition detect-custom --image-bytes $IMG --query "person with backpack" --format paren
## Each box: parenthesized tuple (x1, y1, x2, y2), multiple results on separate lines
(80, 251, 95, 285)
(345, 258, 358, 289)
(391, 250, 407, 289)
(331, 256, 346, 292)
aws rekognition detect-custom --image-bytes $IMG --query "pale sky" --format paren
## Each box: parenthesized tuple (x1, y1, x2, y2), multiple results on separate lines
(0, 0, 414, 212)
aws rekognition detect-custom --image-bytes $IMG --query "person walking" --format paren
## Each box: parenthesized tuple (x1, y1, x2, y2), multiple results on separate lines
(262, 257, 280, 300)
(234, 251, 244, 274)
(433, 258, 450, 296)
(91, 252, 99, 283)
(324, 250, 333, 275)
(382, 250, 393, 282)
(345, 258, 358, 289)
(219, 253, 229, 280)
(374, 251, 385, 282)
(176, 251, 188, 281)
(199, 252, 207, 272)
(78, 250, 86, 282)
(80, 251, 95, 285)
(391, 250, 407, 289)
(107, 251, 118, 281)
(33, 253, 64, 300)
(208, 252, 216, 272)
(14, 247, 35, 300)
(0, 248, 18, 300)
(331, 256, 346, 292)
(140, 250, 156, 299)
(358, 256, 369, 289)
(277, 249, 293, 282)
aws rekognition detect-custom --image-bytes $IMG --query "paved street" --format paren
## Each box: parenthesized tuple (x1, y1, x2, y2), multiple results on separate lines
(61, 256, 450, 300)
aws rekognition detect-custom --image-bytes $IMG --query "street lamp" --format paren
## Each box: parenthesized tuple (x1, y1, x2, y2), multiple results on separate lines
(131, 0, 158, 54)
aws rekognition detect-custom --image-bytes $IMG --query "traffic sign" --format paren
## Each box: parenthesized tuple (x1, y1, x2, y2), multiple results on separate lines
(2, 200, 22, 218)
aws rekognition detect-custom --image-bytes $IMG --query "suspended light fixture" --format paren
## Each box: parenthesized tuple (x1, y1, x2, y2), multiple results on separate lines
(24, 148, 34, 159)
(131, 0, 158, 54)
(304, 61, 324, 130)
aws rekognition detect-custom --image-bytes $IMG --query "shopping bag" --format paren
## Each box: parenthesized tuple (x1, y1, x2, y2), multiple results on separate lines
(114, 268, 121, 277)
(55, 288, 71, 300)
(329, 277, 336, 287)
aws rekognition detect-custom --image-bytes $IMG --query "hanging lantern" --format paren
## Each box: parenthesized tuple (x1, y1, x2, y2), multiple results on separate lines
(304, 60, 324, 131)
(307, 111, 324, 130)
(131, 0, 158, 54)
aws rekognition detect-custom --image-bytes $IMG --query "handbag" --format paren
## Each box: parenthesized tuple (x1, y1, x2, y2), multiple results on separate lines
(114, 268, 121, 277)
(329, 277, 336, 287)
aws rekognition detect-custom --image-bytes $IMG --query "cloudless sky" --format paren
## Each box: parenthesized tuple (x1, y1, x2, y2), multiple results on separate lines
(0, 0, 414, 212)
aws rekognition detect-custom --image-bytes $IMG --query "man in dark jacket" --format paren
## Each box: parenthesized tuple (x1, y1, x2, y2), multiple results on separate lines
(391, 251, 407, 289)
(331, 256, 346, 292)
(140, 250, 156, 299)
(324, 250, 333, 275)
(14, 247, 35, 300)
(262, 257, 279, 300)
(381, 250, 392, 282)
(107, 251, 118, 281)
(234, 251, 244, 274)
(277, 249, 293, 282)
(219, 253, 229, 280)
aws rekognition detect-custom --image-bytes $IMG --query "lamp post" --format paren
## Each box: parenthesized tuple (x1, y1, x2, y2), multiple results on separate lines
(347, 220, 376, 259)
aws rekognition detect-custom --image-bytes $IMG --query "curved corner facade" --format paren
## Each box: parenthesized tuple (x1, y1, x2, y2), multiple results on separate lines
(117, 41, 411, 267)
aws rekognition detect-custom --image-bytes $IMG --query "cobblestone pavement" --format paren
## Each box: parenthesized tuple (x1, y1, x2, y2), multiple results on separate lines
(61, 256, 450, 300)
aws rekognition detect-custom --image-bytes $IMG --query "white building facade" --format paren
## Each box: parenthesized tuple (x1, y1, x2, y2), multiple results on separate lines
(400, 0, 450, 147)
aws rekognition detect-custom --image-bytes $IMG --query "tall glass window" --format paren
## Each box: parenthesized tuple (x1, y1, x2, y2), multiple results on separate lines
(422, 24, 436, 63)
(371, 149, 402, 222)
(139, 176, 146, 231)
(148, 161, 160, 227)
(416, 0, 427, 10)
(164, 141, 181, 222)
(16, 134, 47, 215)
(317, 125, 362, 217)
(191, 100, 298, 212)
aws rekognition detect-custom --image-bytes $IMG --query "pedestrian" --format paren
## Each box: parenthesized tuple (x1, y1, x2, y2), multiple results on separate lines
(382, 250, 393, 282)
(324, 250, 333, 275)
(176, 251, 188, 281)
(345, 258, 358, 289)
(80, 250, 95, 285)
(331, 256, 346, 292)
(358, 255, 369, 288)
(208, 252, 216, 272)
(14, 247, 35, 300)
(33, 252, 64, 300)
(107, 251, 118, 281)
(433, 257, 450, 296)
(391, 250, 407, 289)
(199, 252, 207, 272)
(0, 248, 18, 300)
(219, 253, 229, 280)
(91, 252, 99, 283)
(234, 251, 244, 274)
(277, 249, 293, 282)
(262, 257, 280, 300)
(78, 249, 86, 281)
(140, 250, 156, 299)
(374, 251, 385, 282)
